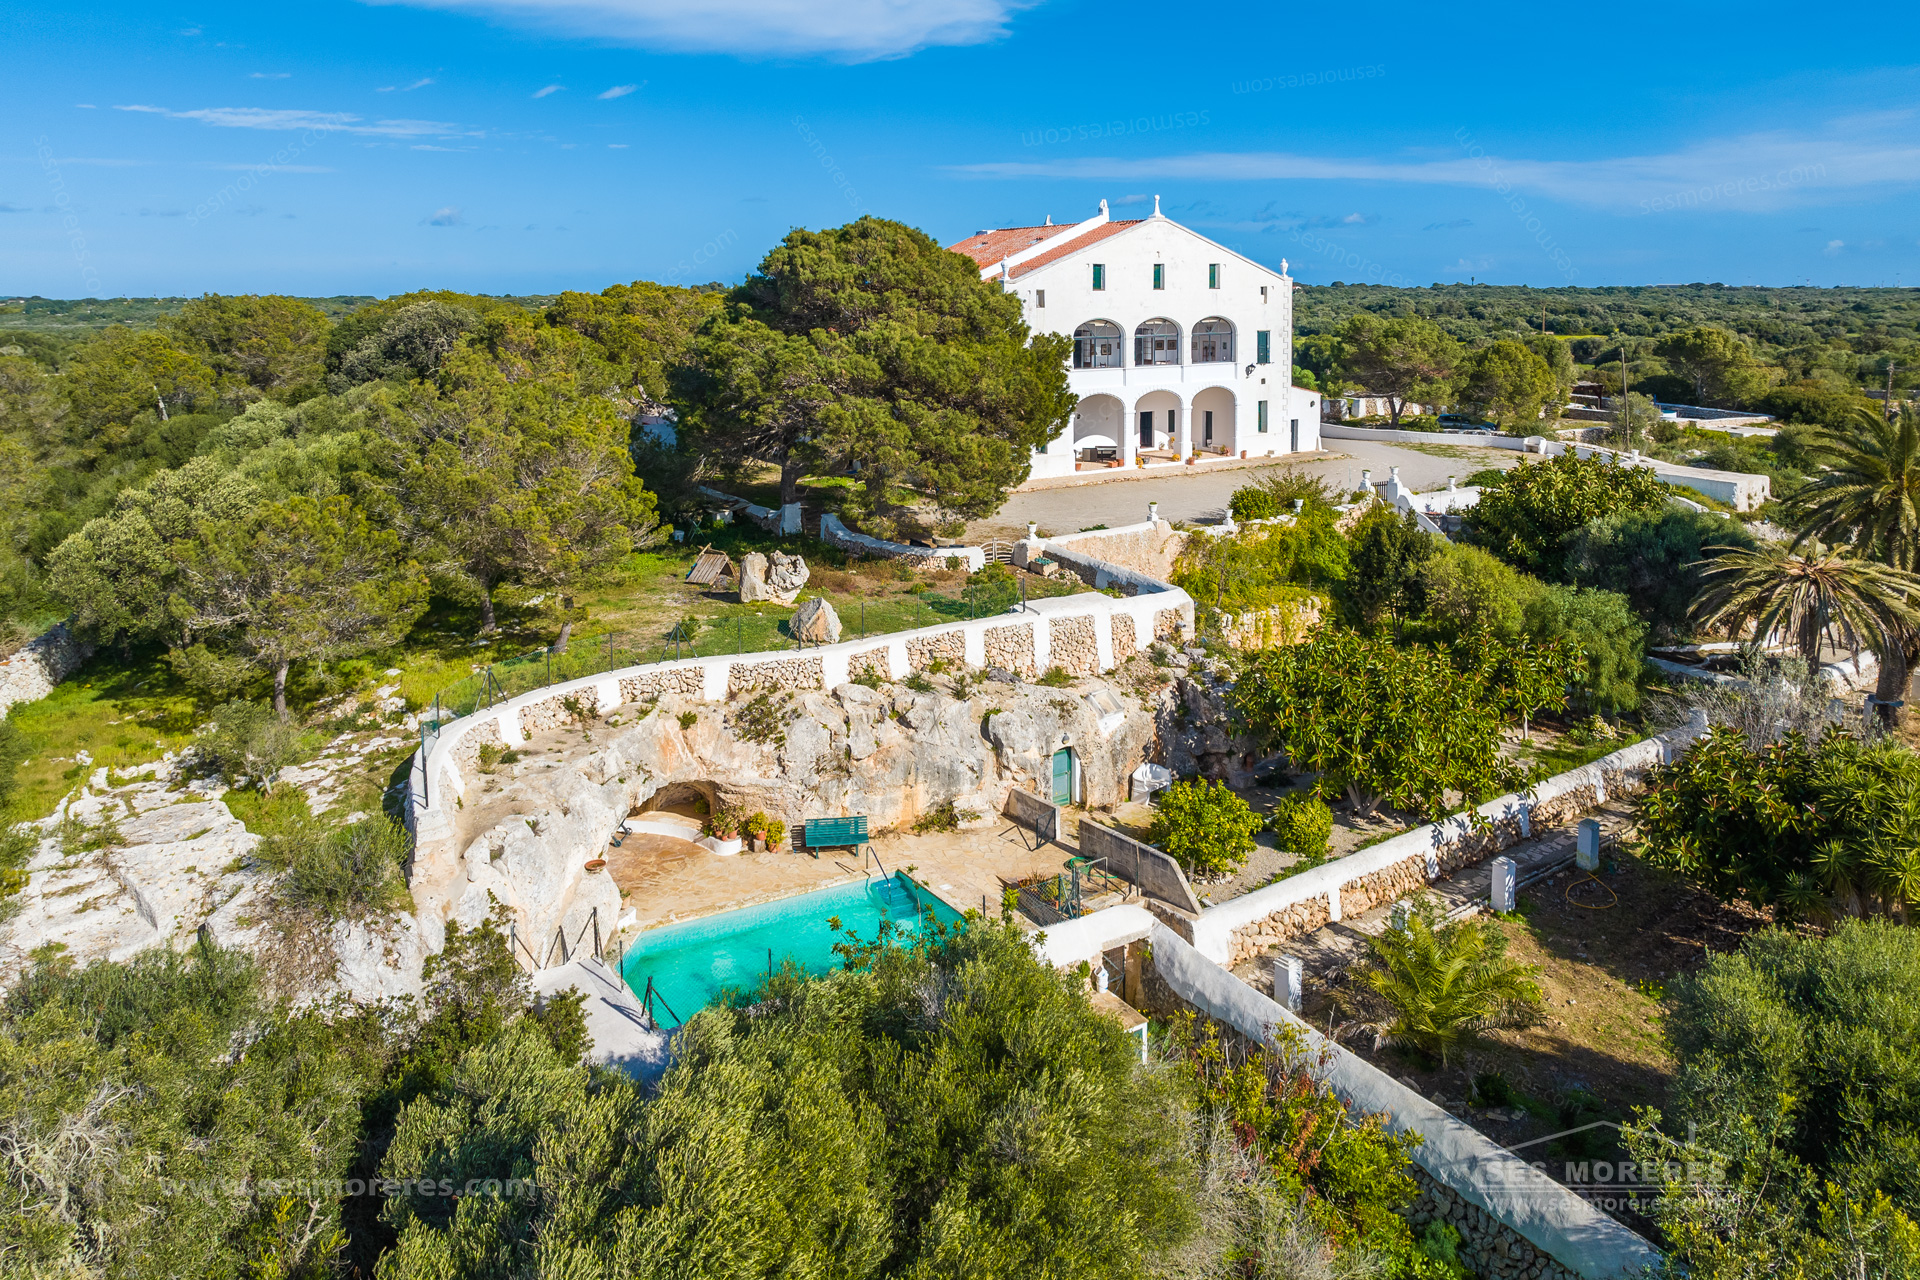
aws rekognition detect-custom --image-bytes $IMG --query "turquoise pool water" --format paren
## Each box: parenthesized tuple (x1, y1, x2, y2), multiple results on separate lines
(620, 873, 964, 1023)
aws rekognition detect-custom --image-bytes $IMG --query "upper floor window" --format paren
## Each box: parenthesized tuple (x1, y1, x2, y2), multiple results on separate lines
(1256, 330, 1272, 364)
(1191, 317, 1234, 364)
(1091, 263, 1106, 290)
(1135, 318, 1180, 366)
(1152, 263, 1165, 290)
(1035, 289, 1046, 308)
(1260, 285, 1268, 302)
(1208, 264, 1221, 289)
(1073, 320, 1124, 369)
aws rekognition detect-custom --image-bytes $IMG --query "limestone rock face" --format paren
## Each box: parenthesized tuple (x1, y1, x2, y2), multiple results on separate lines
(792, 597, 842, 644)
(739, 551, 810, 605)
(1154, 675, 1256, 787)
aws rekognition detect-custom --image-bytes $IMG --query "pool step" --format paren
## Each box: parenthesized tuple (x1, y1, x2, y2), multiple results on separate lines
(868, 876, 919, 914)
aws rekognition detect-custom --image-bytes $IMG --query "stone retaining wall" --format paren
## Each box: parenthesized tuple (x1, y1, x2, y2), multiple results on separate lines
(1190, 717, 1709, 967)
(984, 622, 1037, 675)
(1154, 608, 1183, 641)
(619, 668, 705, 702)
(845, 647, 890, 682)
(906, 630, 965, 670)
(519, 691, 592, 738)
(0, 624, 94, 717)
(1410, 1174, 1580, 1280)
(1111, 614, 1138, 663)
(1050, 615, 1099, 675)
(729, 655, 824, 695)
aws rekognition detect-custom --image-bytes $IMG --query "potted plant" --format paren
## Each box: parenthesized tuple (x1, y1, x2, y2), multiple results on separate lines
(745, 811, 769, 852)
(765, 817, 787, 852)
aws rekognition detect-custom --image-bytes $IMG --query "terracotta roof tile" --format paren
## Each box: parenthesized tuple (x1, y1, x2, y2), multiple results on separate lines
(947, 225, 1069, 268)
(1007, 219, 1141, 279)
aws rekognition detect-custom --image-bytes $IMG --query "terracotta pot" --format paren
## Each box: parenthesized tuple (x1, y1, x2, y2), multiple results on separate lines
(584, 858, 607, 872)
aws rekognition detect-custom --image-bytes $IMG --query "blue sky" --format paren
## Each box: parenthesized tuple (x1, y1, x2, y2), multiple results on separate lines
(5, 0, 1919, 298)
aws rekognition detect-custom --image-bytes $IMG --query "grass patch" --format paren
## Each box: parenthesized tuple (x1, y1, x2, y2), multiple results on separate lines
(222, 786, 317, 840)
(4, 652, 201, 820)
(1524, 732, 1643, 778)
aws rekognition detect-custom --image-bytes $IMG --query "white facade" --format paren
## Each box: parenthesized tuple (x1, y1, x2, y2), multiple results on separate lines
(952, 198, 1318, 480)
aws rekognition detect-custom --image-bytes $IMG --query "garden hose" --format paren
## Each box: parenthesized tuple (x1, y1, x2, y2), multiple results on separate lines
(1565, 872, 1618, 910)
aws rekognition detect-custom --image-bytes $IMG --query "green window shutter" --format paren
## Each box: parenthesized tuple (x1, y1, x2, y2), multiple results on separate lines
(1208, 263, 1220, 288)
(1256, 330, 1271, 364)
(1092, 263, 1105, 290)
(1258, 400, 1269, 432)
(1152, 263, 1164, 289)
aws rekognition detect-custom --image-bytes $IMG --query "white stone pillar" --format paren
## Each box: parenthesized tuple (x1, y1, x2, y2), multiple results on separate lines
(1120, 402, 1136, 468)
(1576, 819, 1602, 870)
(778, 502, 803, 535)
(1176, 403, 1192, 460)
(1148, 501, 1160, 527)
(1273, 954, 1303, 1011)
(1491, 856, 1517, 913)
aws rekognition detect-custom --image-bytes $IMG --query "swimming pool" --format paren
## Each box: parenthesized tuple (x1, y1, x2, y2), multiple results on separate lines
(619, 873, 964, 1023)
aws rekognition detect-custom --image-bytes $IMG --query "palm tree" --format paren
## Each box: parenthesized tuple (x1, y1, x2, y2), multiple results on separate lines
(1788, 405, 1920, 571)
(1689, 540, 1920, 680)
(1785, 405, 1920, 718)
(1335, 900, 1543, 1064)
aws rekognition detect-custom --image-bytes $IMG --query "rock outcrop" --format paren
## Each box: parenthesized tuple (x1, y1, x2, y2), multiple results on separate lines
(792, 597, 842, 644)
(738, 551, 810, 605)
(0, 623, 94, 717)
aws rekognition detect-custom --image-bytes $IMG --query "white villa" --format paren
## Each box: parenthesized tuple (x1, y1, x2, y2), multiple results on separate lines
(951, 197, 1321, 480)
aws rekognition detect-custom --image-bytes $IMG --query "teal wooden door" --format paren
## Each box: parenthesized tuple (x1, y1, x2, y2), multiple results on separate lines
(1051, 749, 1072, 806)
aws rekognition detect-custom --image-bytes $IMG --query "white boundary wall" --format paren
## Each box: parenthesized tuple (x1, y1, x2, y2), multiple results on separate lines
(1145, 923, 1662, 1280)
(1319, 423, 1770, 511)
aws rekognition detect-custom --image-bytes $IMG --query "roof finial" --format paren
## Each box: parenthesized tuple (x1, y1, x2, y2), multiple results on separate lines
(1098, 198, 1108, 216)
(1044, 213, 1052, 225)
(1281, 258, 1290, 275)
(1153, 193, 1162, 216)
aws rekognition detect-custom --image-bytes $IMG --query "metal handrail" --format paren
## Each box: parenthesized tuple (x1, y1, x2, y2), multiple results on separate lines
(639, 975, 683, 1029)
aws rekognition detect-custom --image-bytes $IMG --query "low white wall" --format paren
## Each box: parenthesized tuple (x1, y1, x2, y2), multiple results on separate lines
(819, 513, 987, 571)
(1184, 718, 1705, 964)
(1145, 923, 1661, 1280)
(1320, 424, 1770, 512)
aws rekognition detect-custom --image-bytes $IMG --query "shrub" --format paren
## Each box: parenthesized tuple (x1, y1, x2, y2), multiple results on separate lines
(1564, 505, 1758, 638)
(903, 671, 935, 693)
(1269, 794, 1333, 863)
(1035, 666, 1072, 688)
(1635, 921, 1920, 1228)
(194, 699, 309, 792)
(1465, 451, 1669, 578)
(676, 710, 698, 730)
(1147, 778, 1262, 876)
(1335, 899, 1543, 1063)
(283, 818, 412, 918)
(911, 801, 980, 834)
(1171, 508, 1348, 616)
(1227, 485, 1281, 522)
(1249, 465, 1340, 513)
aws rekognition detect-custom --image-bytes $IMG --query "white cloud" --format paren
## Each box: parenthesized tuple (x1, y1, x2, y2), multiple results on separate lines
(608, 142, 628, 148)
(597, 83, 640, 99)
(196, 162, 335, 172)
(1825, 239, 1846, 255)
(532, 83, 564, 97)
(378, 78, 437, 92)
(113, 104, 478, 138)
(368, 0, 1040, 60)
(427, 206, 462, 225)
(950, 120, 1920, 213)
(249, 72, 291, 79)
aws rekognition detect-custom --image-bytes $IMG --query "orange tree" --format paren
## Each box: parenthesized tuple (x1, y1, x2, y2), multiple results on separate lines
(1466, 450, 1668, 578)
(1229, 628, 1575, 817)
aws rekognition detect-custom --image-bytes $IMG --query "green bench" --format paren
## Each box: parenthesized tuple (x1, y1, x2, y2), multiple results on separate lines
(797, 815, 869, 858)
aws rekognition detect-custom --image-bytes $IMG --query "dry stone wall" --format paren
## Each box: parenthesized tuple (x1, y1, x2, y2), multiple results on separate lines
(1154, 608, 1183, 641)
(0, 624, 94, 717)
(1049, 615, 1099, 675)
(906, 630, 964, 671)
(728, 655, 824, 695)
(845, 647, 890, 682)
(1111, 614, 1137, 663)
(984, 622, 1037, 675)
(1409, 1176, 1580, 1280)
(619, 668, 704, 702)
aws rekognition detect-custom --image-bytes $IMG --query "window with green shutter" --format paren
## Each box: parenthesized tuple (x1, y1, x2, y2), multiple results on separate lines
(1092, 263, 1105, 290)
(1152, 263, 1164, 289)
(1256, 330, 1271, 364)
(1208, 263, 1220, 288)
